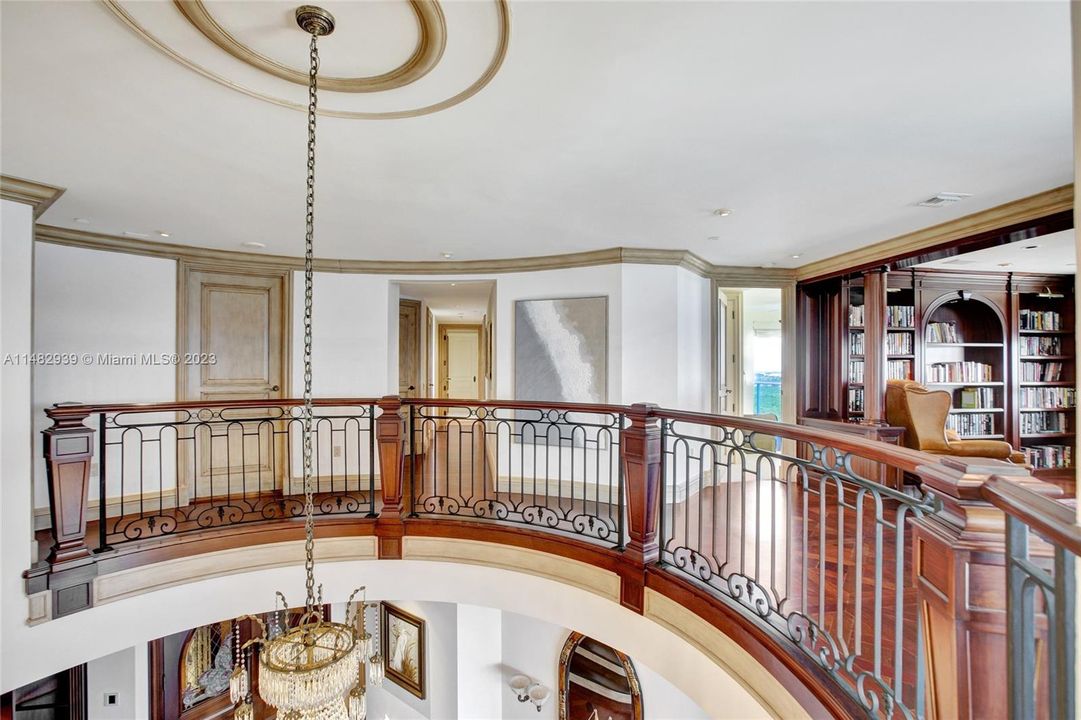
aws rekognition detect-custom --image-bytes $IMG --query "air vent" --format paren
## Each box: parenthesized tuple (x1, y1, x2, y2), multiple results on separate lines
(942, 258, 977, 265)
(915, 192, 972, 208)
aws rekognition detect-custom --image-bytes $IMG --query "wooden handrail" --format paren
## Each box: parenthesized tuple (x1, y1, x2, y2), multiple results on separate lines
(654, 406, 939, 475)
(44, 397, 382, 419)
(982, 476, 1081, 555)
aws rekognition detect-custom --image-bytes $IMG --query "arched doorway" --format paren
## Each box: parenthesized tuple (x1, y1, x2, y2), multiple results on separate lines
(559, 632, 642, 720)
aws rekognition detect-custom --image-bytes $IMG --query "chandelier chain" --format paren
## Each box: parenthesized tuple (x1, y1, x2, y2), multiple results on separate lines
(302, 30, 318, 614)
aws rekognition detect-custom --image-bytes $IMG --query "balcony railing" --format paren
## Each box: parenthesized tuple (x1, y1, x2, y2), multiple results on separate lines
(32, 396, 1078, 719)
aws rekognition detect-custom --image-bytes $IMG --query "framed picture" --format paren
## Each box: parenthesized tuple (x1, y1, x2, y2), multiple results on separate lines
(514, 296, 607, 403)
(381, 602, 426, 699)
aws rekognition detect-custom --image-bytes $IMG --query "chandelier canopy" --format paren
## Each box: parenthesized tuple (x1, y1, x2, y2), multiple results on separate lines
(227, 8, 381, 720)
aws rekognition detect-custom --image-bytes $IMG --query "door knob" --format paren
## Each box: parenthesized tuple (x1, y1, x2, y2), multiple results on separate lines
(408, 385, 416, 391)
(270, 385, 280, 392)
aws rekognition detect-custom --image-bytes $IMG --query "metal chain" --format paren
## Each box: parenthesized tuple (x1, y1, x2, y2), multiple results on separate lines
(302, 31, 318, 615)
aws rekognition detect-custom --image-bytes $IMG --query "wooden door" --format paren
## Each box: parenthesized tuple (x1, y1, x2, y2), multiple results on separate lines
(399, 300, 421, 398)
(180, 267, 288, 501)
(439, 325, 481, 399)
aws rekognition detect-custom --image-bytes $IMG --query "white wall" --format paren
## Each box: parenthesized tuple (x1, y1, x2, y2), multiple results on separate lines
(457, 605, 502, 719)
(501, 611, 566, 720)
(86, 646, 148, 720)
(32, 243, 176, 508)
(1, 199, 36, 668)
(291, 270, 391, 398)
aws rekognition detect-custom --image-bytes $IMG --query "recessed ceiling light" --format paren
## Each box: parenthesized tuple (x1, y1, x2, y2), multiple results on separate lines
(707, 236, 720, 241)
(73, 217, 91, 225)
(441, 252, 454, 259)
(241, 241, 267, 249)
(712, 208, 733, 217)
(156, 231, 170, 238)
(997, 262, 1013, 267)
(1023, 244, 1040, 250)
(791, 254, 801, 259)
(916, 192, 972, 208)
(450, 283, 457, 287)
(123, 231, 150, 239)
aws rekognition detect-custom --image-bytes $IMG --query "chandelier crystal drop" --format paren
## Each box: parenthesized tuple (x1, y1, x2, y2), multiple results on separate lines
(227, 8, 378, 720)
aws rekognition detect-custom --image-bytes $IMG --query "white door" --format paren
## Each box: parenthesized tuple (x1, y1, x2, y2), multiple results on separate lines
(442, 326, 480, 399)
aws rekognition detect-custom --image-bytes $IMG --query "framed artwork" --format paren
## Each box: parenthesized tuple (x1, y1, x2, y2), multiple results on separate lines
(381, 602, 426, 699)
(514, 296, 607, 403)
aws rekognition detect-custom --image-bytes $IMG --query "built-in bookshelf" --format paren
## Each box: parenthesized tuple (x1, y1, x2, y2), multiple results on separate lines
(846, 284, 865, 418)
(1016, 288, 1075, 474)
(923, 296, 1007, 441)
(886, 286, 915, 382)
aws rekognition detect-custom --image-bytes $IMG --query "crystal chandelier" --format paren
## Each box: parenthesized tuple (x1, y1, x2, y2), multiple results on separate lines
(226, 7, 382, 720)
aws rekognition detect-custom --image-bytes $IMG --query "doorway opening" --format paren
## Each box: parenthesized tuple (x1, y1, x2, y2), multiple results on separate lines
(717, 287, 783, 420)
(396, 281, 495, 401)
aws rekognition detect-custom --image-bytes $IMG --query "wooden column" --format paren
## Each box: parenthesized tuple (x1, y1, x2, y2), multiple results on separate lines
(863, 267, 888, 421)
(43, 404, 95, 565)
(912, 457, 1062, 720)
(375, 395, 405, 559)
(619, 403, 661, 612)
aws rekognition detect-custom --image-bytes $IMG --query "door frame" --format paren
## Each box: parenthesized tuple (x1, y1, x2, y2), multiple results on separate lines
(437, 323, 483, 399)
(398, 299, 422, 398)
(176, 260, 293, 402)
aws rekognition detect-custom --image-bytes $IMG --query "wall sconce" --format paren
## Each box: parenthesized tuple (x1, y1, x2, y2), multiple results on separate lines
(508, 675, 550, 712)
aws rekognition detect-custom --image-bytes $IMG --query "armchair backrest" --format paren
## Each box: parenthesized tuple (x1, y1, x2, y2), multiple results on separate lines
(885, 379, 952, 452)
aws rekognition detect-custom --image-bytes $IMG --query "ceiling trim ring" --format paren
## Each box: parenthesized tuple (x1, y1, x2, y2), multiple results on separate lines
(174, 0, 447, 93)
(101, 0, 510, 120)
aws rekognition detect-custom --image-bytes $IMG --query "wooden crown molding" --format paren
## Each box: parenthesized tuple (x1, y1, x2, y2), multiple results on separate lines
(795, 184, 1074, 282)
(35, 224, 797, 285)
(1, 175, 66, 219)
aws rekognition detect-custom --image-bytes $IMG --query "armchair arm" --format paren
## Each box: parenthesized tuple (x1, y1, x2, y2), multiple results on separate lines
(945, 439, 1017, 460)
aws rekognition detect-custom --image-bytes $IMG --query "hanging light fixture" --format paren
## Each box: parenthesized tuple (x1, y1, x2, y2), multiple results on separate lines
(227, 8, 382, 720)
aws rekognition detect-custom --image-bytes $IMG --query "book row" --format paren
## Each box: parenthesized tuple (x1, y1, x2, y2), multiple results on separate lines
(887, 332, 913, 355)
(959, 386, 996, 409)
(1019, 411, 1069, 435)
(1020, 386, 1076, 409)
(945, 413, 995, 437)
(926, 362, 993, 383)
(925, 322, 961, 344)
(886, 306, 915, 329)
(1019, 309, 1062, 331)
(887, 360, 913, 381)
(1019, 335, 1063, 356)
(1020, 361, 1066, 382)
(1023, 444, 1072, 470)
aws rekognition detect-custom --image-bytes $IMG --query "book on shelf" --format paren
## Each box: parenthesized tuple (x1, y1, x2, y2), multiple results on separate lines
(1019, 309, 1062, 331)
(959, 387, 995, 409)
(887, 359, 913, 380)
(946, 412, 995, 437)
(1019, 335, 1063, 356)
(926, 361, 993, 383)
(849, 359, 865, 384)
(1020, 386, 1076, 409)
(886, 332, 913, 355)
(849, 304, 865, 327)
(926, 322, 961, 343)
(848, 387, 864, 413)
(886, 306, 915, 329)
(1023, 444, 1072, 470)
(848, 331, 865, 356)
(1020, 411, 1069, 435)
(1020, 361, 1065, 382)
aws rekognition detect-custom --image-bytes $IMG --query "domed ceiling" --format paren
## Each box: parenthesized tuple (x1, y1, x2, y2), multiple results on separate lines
(0, 1, 1073, 266)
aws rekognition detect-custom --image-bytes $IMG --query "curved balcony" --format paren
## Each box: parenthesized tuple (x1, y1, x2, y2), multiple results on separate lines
(28, 396, 1078, 719)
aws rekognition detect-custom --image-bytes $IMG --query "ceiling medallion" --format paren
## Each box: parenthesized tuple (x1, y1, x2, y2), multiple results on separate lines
(175, 0, 445, 93)
(100, 0, 510, 120)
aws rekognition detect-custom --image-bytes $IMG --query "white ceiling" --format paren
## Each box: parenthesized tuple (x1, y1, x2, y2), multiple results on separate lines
(399, 280, 492, 322)
(917, 228, 1076, 275)
(1, 1, 1073, 267)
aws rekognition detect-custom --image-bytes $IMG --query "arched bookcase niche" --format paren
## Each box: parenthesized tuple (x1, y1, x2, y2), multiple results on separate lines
(558, 632, 644, 720)
(922, 292, 1009, 440)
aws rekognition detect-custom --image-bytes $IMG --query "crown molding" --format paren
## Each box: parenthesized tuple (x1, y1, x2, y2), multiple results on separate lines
(795, 184, 1074, 282)
(1, 175, 66, 219)
(34, 224, 796, 285)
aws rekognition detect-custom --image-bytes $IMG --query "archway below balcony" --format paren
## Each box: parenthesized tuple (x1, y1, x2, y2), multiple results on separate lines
(9, 542, 808, 719)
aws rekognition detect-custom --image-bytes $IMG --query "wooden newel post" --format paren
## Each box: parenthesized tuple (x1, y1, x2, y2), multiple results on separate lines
(619, 403, 661, 613)
(375, 395, 405, 559)
(43, 403, 95, 566)
(911, 457, 1062, 720)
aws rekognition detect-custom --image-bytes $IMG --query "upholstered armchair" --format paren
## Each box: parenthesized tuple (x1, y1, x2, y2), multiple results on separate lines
(885, 379, 1026, 463)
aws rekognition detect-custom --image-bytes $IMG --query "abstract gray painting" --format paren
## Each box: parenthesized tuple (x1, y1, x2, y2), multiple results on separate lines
(514, 296, 607, 403)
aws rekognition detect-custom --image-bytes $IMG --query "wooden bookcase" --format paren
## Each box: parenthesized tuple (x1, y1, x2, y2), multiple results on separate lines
(1013, 276, 1075, 477)
(799, 269, 1075, 481)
